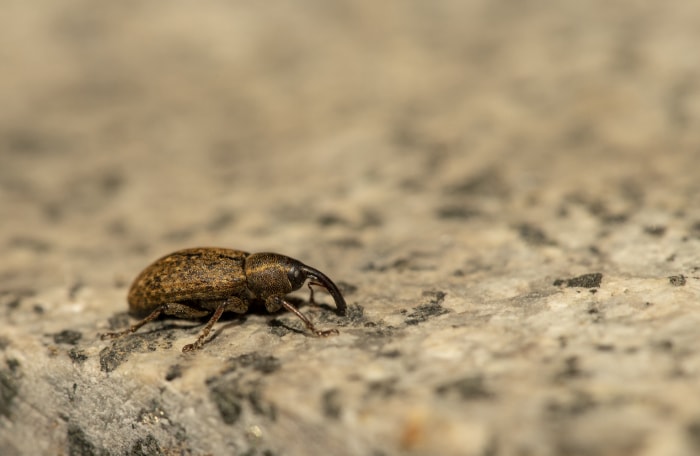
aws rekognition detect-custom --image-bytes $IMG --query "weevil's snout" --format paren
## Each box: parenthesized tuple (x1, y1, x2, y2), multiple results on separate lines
(302, 265, 347, 316)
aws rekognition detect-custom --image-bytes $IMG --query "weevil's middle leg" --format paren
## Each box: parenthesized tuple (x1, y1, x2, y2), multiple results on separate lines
(100, 305, 166, 340)
(181, 297, 246, 352)
(182, 302, 226, 352)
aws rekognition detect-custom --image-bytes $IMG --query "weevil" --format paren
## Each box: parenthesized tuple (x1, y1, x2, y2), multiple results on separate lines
(101, 247, 347, 352)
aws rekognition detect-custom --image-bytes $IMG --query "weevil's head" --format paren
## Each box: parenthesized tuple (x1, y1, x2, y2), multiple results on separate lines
(245, 252, 346, 315)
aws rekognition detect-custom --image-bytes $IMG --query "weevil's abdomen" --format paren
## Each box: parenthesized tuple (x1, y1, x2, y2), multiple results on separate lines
(127, 248, 250, 316)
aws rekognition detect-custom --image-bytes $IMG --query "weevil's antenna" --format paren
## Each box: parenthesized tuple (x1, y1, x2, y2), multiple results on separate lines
(301, 265, 347, 315)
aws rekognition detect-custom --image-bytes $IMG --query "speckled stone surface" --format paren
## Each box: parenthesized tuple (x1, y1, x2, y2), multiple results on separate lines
(2, 1, 700, 455)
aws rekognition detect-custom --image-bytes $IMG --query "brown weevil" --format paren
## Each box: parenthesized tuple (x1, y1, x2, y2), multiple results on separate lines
(101, 247, 347, 352)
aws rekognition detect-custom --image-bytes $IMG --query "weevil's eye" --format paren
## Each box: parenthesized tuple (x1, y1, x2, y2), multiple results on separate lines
(287, 265, 306, 290)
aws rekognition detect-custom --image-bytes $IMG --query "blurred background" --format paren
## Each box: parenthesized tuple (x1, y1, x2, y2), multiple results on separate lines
(3, 0, 700, 325)
(2, 1, 699, 281)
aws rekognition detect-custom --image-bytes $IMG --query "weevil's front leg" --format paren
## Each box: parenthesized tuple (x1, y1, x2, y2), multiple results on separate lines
(272, 296, 338, 337)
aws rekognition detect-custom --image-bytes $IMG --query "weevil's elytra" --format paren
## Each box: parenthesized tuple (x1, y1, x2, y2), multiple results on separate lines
(101, 247, 347, 352)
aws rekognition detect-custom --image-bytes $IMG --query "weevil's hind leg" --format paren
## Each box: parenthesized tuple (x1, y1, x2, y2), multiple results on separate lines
(101, 303, 209, 341)
(100, 305, 165, 340)
(277, 297, 338, 337)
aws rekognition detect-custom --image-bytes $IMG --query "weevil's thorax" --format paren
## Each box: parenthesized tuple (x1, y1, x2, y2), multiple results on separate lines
(244, 252, 308, 299)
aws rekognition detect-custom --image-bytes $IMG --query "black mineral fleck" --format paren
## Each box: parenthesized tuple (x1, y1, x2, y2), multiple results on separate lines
(435, 376, 493, 401)
(404, 291, 448, 325)
(553, 273, 603, 288)
(53, 329, 83, 345)
(669, 275, 686, 286)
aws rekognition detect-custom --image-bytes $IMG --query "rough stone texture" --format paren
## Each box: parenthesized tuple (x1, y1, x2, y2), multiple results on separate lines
(1, 1, 700, 455)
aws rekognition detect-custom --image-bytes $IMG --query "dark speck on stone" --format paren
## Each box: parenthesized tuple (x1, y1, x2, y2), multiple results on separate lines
(222, 353, 281, 375)
(53, 329, 82, 345)
(345, 303, 365, 324)
(435, 376, 493, 400)
(317, 213, 348, 226)
(209, 382, 244, 425)
(644, 225, 667, 236)
(99, 334, 170, 372)
(337, 281, 358, 295)
(268, 320, 291, 337)
(205, 211, 235, 232)
(516, 223, 556, 246)
(0, 364, 20, 418)
(67, 425, 106, 456)
(208, 375, 276, 425)
(329, 237, 363, 248)
(553, 273, 603, 288)
(690, 221, 700, 239)
(6, 359, 20, 372)
(405, 291, 448, 325)
(652, 340, 674, 351)
(686, 418, 700, 450)
(669, 275, 686, 286)
(546, 391, 596, 417)
(554, 356, 587, 381)
(445, 169, 508, 197)
(379, 349, 402, 358)
(130, 434, 163, 456)
(68, 349, 88, 364)
(366, 378, 399, 398)
(436, 205, 480, 220)
(165, 364, 183, 381)
(322, 389, 342, 419)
